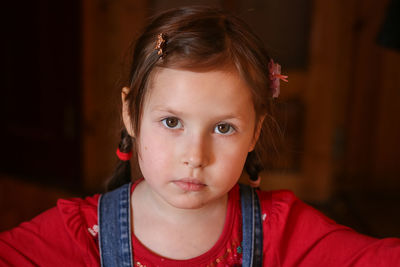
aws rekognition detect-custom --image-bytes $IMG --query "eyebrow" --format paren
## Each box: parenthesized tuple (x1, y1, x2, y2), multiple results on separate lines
(151, 105, 246, 121)
(151, 106, 184, 116)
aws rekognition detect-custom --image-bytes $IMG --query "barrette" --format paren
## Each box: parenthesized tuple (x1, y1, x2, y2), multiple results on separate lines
(155, 33, 166, 56)
(268, 59, 288, 98)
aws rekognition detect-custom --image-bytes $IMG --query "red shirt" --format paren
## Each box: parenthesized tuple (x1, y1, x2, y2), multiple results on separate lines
(1, 182, 399, 266)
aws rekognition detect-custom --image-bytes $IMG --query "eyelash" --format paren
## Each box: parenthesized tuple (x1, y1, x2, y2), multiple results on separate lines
(160, 117, 236, 135)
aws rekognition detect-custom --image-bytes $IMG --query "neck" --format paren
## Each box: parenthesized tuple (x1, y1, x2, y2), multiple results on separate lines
(131, 180, 229, 259)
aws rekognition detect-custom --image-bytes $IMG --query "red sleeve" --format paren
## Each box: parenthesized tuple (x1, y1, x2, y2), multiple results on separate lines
(259, 190, 400, 267)
(0, 195, 100, 267)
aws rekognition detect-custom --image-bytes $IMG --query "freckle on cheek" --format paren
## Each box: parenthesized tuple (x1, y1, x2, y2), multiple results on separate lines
(144, 146, 148, 150)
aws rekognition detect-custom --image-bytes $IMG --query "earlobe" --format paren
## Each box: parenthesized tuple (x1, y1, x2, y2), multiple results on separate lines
(122, 87, 135, 137)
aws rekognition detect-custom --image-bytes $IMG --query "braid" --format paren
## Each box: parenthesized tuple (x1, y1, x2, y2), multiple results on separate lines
(245, 151, 263, 182)
(106, 129, 133, 191)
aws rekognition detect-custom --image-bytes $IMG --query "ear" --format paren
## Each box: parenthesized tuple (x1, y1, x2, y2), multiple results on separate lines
(248, 115, 265, 152)
(122, 87, 135, 137)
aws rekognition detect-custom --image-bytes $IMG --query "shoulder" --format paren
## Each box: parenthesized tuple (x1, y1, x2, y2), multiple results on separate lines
(257, 189, 344, 246)
(256, 189, 400, 266)
(57, 194, 100, 235)
(257, 189, 336, 225)
(0, 194, 101, 267)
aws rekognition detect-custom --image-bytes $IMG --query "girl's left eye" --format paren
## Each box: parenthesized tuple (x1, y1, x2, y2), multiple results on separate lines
(215, 123, 235, 135)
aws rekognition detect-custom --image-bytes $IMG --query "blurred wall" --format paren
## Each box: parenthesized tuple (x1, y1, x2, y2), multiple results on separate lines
(82, 0, 148, 190)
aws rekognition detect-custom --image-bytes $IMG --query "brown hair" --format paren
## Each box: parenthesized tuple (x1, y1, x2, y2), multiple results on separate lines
(107, 6, 279, 191)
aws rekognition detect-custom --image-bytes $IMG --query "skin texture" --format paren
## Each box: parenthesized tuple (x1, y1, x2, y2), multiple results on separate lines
(123, 67, 262, 259)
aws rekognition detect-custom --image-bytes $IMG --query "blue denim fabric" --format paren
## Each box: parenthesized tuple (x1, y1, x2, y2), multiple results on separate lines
(240, 184, 263, 267)
(98, 183, 263, 267)
(99, 183, 133, 267)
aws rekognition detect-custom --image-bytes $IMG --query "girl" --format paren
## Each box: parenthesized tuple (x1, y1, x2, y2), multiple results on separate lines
(1, 6, 399, 267)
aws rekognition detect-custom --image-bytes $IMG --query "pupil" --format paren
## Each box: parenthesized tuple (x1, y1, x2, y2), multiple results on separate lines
(167, 118, 178, 127)
(218, 124, 229, 133)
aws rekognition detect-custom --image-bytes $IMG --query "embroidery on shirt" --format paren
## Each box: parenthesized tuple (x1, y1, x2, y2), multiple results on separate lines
(262, 213, 267, 221)
(134, 240, 242, 267)
(88, 224, 99, 237)
(135, 261, 146, 267)
(206, 240, 242, 267)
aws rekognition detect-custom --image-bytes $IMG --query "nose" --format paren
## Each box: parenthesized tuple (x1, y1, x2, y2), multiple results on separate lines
(182, 134, 210, 169)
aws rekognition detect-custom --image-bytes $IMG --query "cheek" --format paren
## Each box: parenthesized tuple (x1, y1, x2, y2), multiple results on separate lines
(214, 139, 251, 173)
(138, 132, 175, 175)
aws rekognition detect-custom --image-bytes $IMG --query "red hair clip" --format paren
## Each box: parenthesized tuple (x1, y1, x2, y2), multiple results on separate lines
(116, 148, 133, 161)
(268, 59, 288, 98)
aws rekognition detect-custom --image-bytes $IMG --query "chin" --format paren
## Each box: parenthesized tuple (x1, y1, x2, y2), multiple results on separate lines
(168, 196, 209, 210)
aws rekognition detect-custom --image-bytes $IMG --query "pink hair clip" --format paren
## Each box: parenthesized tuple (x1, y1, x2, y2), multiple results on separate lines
(268, 59, 288, 98)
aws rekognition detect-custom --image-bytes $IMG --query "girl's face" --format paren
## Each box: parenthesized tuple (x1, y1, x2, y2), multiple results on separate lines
(130, 67, 261, 210)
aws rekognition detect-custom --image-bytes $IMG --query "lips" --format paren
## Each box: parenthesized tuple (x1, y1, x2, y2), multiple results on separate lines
(173, 178, 206, 192)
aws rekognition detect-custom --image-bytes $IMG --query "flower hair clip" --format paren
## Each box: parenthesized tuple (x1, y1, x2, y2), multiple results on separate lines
(268, 59, 288, 98)
(155, 33, 167, 57)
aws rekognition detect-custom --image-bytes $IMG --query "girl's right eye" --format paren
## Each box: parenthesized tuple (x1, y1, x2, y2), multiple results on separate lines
(161, 117, 182, 129)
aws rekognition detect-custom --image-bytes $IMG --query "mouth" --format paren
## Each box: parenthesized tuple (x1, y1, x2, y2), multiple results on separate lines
(173, 178, 206, 192)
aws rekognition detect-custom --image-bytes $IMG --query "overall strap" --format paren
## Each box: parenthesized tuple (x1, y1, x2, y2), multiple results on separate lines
(98, 183, 133, 267)
(240, 184, 263, 267)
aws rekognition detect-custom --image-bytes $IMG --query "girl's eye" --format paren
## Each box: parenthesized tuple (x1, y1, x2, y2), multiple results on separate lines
(162, 117, 182, 129)
(215, 123, 235, 135)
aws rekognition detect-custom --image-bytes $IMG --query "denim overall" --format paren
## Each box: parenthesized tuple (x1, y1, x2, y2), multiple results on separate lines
(98, 183, 263, 266)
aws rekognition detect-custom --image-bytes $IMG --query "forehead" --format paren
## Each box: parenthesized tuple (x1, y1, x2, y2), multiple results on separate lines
(144, 67, 255, 116)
